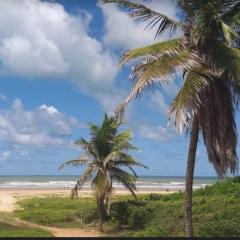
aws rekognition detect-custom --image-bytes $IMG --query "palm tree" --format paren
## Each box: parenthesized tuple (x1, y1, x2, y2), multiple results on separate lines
(59, 114, 147, 232)
(102, 0, 240, 237)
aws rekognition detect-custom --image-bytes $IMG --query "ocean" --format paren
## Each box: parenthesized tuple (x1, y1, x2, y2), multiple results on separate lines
(0, 175, 218, 191)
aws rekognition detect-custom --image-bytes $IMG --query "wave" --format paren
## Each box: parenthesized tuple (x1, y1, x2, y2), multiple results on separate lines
(0, 180, 210, 190)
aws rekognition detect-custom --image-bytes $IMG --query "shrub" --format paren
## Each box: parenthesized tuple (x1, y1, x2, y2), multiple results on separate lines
(74, 207, 97, 224)
(146, 193, 162, 201)
(128, 206, 150, 228)
(110, 201, 131, 225)
(133, 225, 168, 237)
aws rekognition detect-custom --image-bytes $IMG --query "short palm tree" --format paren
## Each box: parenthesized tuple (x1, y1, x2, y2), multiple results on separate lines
(59, 114, 147, 232)
(103, 0, 240, 237)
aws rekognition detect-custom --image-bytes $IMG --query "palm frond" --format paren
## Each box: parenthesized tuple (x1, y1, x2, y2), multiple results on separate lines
(120, 38, 184, 66)
(104, 151, 120, 166)
(179, 0, 213, 18)
(209, 43, 240, 81)
(71, 175, 88, 198)
(75, 138, 99, 159)
(111, 167, 137, 198)
(221, 0, 240, 26)
(104, 151, 147, 168)
(220, 20, 240, 46)
(89, 123, 100, 139)
(113, 159, 148, 169)
(102, 0, 181, 38)
(169, 68, 212, 133)
(113, 130, 138, 151)
(58, 157, 89, 171)
(92, 171, 110, 195)
(198, 76, 238, 178)
(115, 50, 199, 119)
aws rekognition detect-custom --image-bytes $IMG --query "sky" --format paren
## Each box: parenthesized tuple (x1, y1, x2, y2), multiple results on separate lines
(0, 0, 238, 177)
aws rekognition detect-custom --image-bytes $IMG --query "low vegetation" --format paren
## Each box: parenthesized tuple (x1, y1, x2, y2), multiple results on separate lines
(15, 177, 240, 237)
(0, 212, 53, 237)
(16, 197, 96, 228)
(0, 222, 53, 237)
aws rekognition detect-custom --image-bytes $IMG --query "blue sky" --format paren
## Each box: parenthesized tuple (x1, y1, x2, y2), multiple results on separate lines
(0, 0, 237, 176)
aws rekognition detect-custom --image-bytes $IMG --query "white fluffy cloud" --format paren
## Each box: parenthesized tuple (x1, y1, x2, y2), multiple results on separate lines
(100, 0, 180, 49)
(0, 0, 120, 112)
(0, 0, 181, 114)
(0, 99, 82, 147)
(138, 124, 177, 141)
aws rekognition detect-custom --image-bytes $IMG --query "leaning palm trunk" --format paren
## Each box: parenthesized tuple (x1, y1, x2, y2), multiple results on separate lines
(185, 114, 199, 237)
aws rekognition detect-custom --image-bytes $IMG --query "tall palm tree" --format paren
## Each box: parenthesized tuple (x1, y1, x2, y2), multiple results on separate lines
(59, 114, 147, 232)
(103, 0, 240, 237)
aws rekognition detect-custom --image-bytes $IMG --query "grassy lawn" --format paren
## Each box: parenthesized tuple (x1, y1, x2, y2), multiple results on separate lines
(15, 177, 240, 237)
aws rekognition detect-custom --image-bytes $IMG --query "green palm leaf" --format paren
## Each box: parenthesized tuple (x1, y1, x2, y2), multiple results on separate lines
(120, 38, 184, 66)
(111, 167, 137, 198)
(169, 68, 211, 133)
(58, 157, 89, 171)
(220, 20, 240, 45)
(113, 130, 138, 151)
(116, 51, 199, 119)
(102, 0, 181, 38)
(209, 43, 240, 80)
(92, 171, 109, 195)
(75, 138, 99, 159)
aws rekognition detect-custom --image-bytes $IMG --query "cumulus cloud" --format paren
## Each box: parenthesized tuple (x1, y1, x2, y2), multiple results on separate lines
(0, 145, 29, 162)
(0, 0, 121, 112)
(0, 99, 83, 147)
(138, 124, 177, 141)
(100, 0, 181, 49)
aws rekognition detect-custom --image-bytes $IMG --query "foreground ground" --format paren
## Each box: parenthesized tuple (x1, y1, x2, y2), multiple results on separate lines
(0, 178, 240, 237)
(0, 212, 53, 237)
(0, 189, 173, 237)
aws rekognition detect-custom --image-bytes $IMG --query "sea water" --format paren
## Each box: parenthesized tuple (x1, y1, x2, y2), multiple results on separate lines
(0, 175, 217, 191)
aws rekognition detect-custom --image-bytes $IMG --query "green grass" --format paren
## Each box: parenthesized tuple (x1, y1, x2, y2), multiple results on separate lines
(0, 212, 53, 237)
(16, 196, 96, 228)
(15, 177, 240, 237)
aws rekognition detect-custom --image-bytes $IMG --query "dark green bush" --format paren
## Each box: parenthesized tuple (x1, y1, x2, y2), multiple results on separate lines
(110, 201, 131, 225)
(146, 193, 162, 201)
(74, 207, 97, 224)
(110, 199, 146, 226)
(128, 206, 150, 228)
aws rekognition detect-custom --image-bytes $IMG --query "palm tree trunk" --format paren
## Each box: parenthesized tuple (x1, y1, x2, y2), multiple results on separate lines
(97, 195, 105, 232)
(106, 195, 111, 216)
(185, 114, 199, 237)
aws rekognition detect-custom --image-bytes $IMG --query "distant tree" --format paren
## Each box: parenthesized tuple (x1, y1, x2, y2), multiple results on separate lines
(59, 114, 147, 232)
(103, 0, 240, 237)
